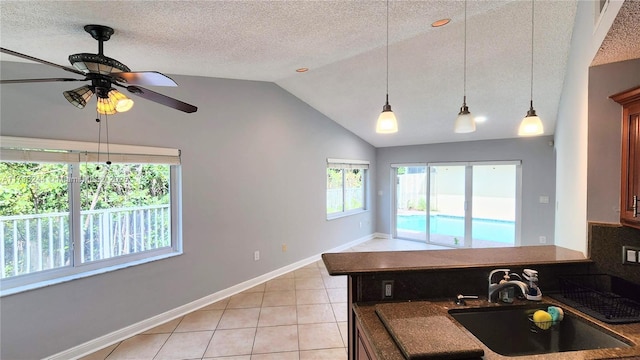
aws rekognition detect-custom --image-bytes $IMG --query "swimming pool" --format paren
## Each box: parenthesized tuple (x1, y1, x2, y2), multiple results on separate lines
(397, 214, 515, 244)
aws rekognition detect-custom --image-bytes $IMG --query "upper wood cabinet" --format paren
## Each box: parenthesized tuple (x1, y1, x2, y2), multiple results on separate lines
(611, 86, 640, 229)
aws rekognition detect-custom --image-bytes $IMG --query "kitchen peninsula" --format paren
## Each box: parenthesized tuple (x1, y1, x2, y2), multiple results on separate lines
(322, 246, 640, 360)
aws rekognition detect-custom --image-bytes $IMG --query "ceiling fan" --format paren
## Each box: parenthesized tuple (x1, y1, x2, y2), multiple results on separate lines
(0, 24, 197, 114)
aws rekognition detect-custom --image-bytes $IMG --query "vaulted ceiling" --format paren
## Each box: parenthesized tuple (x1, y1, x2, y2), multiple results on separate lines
(1, 1, 638, 147)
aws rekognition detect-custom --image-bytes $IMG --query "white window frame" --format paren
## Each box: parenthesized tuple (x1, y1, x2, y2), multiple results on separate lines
(0, 136, 183, 296)
(326, 158, 369, 220)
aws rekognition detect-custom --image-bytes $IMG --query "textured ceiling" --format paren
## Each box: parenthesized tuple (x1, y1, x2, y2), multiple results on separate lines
(0, 1, 634, 147)
(592, 0, 640, 67)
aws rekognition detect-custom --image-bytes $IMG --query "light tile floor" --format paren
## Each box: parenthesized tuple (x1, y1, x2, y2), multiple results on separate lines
(80, 238, 446, 360)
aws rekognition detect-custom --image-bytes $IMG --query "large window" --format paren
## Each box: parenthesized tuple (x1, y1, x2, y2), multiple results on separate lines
(326, 158, 368, 218)
(0, 137, 182, 295)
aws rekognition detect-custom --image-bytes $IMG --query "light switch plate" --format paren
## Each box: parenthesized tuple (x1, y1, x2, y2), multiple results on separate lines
(622, 246, 640, 265)
(382, 280, 394, 299)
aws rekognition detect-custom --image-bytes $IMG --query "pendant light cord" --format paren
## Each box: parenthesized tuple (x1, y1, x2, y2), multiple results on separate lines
(386, 0, 389, 97)
(463, 0, 467, 100)
(530, 0, 534, 105)
(105, 113, 111, 165)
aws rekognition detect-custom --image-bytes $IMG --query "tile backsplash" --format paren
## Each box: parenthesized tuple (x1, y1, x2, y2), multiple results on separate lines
(589, 222, 640, 285)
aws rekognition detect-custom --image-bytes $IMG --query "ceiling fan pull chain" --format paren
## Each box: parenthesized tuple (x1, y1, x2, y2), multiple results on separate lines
(95, 114, 102, 169)
(104, 113, 111, 166)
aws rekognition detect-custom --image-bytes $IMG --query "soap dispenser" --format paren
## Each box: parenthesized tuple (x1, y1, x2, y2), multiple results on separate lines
(523, 269, 543, 301)
(499, 271, 514, 303)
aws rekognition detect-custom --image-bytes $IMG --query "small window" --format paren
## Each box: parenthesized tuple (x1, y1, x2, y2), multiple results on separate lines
(326, 158, 368, 218)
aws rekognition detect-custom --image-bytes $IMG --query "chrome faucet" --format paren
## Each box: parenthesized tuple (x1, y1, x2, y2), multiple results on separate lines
(488, 268, 529, 303)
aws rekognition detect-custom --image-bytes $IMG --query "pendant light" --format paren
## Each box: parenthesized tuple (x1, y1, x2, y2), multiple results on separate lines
(376, 0, 398, 134)
(454, 0, 476, 133)
(518, 0, 544, 136)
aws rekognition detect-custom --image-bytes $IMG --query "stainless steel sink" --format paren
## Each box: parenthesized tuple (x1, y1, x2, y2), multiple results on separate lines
(449, 303, 632, 356)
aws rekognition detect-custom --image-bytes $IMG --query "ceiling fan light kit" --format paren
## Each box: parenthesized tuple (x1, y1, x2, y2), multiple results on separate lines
(0, 24, 197, 114)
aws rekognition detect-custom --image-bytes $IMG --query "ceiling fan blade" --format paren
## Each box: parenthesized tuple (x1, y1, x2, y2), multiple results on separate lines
(1, 78, 83, 84)
(111, 71, 177, 87)
(126, 86, 197, 113)
(1, 47, 85, 76)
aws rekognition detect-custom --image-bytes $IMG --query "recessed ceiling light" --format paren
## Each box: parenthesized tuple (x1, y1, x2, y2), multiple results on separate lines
(431, 18, 451, 27)
(296, 68, 309, 73)
(474, 116, 487, 123)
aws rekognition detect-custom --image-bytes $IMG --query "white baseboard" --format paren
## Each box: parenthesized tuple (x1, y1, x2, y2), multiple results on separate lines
(48, 233, 375, 360)
(374, 232, 391, 239)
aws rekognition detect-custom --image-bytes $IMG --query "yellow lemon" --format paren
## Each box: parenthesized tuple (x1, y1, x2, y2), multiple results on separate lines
(533, 310, 553, 330)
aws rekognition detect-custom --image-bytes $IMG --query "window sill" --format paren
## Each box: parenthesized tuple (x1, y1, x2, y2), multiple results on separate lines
(327, 209, 368, 221)
(0, 251, 182, 297)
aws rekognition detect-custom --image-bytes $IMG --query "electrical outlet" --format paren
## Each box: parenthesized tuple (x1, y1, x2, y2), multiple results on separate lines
(623, 246, 640, 265)
(382, 280, 394, 299)
(254, 250, 260, 261)
(282, 244, 287, 252)
(539, 236, 547, 244)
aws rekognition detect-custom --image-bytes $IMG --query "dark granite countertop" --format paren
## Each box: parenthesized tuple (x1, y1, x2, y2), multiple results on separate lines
(323, 246, 590, 275)
(354, 297, 640, 360)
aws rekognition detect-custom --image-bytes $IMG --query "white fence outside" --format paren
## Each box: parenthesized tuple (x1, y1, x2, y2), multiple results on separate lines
(1, 204, 170, 279)
(327, 188, 364, 213)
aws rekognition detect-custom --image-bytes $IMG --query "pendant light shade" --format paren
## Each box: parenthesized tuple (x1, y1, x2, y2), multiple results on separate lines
(377, 95, 398, 133)
(519, 0, 544, 137)
(454, 1, 476, 134)
(376, 0, 398, 134)
(455, 97, 476, 133)
(518, 101, 544, 136)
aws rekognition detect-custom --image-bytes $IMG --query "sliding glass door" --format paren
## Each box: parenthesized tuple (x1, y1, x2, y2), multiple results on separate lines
(393, 165, 427, 241)
(393, 161, 520, 248)
(428, 164, 467, 246)
(471, 164, 517, 247)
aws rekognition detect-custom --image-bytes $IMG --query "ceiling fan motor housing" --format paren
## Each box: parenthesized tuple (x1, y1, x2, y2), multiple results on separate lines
(69, 24, 129, 75)
(69, 53, 130, 75)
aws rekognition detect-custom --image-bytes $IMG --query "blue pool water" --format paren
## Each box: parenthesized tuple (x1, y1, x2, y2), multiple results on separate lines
(397, 214, 514, 244)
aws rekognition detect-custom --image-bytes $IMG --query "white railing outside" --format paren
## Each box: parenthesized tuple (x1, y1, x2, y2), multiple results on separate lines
(1, 204, 170, 279)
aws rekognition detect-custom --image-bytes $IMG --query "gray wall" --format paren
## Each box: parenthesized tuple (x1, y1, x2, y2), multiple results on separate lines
(0, 62, 375, 359)
(553, 0, 625, 254)
(587, 58, 640, 223)
(375, 137, 556, 246)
